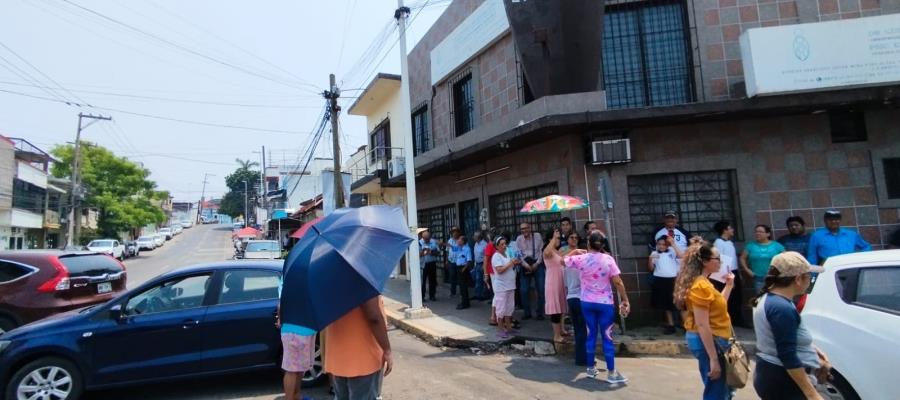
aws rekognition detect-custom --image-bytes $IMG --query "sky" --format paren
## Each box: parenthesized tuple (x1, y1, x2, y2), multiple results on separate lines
(0, 0, 449, 202)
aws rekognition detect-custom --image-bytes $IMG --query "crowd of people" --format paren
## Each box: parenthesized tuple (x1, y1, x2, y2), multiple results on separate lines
(416, 207, 887, 399)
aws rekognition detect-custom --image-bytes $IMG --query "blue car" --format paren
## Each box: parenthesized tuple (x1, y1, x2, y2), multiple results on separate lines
(0, 261, 324, 400)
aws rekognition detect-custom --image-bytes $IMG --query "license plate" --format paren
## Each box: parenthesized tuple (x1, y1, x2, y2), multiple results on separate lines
(97, 282, 112, 294)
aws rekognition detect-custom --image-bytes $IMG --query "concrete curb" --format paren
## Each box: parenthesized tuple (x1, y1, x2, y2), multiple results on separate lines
(385, 306, 757, 357)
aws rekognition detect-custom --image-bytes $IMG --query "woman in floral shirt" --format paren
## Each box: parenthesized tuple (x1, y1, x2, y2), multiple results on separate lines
(565, 232, 631, 384)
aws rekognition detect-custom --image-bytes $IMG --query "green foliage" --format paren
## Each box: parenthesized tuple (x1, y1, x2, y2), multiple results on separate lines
(51, 142, 166, 237)
(218, 166, 261, 218)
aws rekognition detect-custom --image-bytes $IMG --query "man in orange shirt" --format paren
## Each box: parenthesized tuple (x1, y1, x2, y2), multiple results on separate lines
(325, 296, 392, 400)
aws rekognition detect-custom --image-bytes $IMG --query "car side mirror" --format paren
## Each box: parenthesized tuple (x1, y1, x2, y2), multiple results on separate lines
(109, 304, 125, 322)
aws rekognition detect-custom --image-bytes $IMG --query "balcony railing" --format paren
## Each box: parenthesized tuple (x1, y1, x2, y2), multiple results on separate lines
(345, 147, 405, 184)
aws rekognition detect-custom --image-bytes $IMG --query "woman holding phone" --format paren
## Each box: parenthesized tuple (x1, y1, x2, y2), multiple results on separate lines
(564, 232, 630, 384)
(491, 236, 520, 338)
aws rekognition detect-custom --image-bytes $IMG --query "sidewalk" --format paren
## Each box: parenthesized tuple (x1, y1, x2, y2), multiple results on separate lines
(382, 278, 756, 357)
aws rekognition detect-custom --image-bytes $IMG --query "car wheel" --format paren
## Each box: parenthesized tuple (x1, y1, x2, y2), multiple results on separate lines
(301, 334, 326, 387)
(818, 369, 861, 400)
(0, 316, 17, 334)
(6, 357, 83, 400)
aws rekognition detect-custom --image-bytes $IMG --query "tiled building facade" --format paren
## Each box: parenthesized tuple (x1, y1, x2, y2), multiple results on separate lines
(404, 0, 900, 324)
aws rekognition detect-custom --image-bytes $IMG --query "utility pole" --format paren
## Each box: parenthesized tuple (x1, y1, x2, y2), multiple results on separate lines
(324, 74, 345, 209)
(260, 145, 267, 210)
(396, 1, 427, 315)
(243, 180, 249, 228)
(197, 173, 213, 223)
(66, 112, 111, 248)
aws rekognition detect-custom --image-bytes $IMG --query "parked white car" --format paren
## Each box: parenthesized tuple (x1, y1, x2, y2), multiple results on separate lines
(181, 220, 193, 228)
(86, 239, 126, 260)
(804, 249, 900, 400)
(159, 227, 173, 240)
(136, 236, 156, 251)
(172, 225, 183, 235)
(153, 234, 165, 248)
(241, 240, 282, 260)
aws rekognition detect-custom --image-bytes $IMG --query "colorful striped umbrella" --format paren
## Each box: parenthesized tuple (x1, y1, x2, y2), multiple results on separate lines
(520, 195, 589, 214)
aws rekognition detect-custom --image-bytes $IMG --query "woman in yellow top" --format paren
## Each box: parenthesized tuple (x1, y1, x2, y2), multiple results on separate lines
(674, 242, 736, 400)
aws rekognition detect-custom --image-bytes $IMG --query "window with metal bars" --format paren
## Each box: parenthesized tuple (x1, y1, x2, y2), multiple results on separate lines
(489, 183, 560, 240)
(418, 204, 458, 271)
(627, 170, 741, 245)
(369, 118, 391, 163)
(602, 0, 694, 109)
(412, 104, 430, 156)
(451, 71, 476, 136)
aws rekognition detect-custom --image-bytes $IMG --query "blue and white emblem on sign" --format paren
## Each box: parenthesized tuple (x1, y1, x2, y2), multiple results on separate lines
(793, 31, 810, 61)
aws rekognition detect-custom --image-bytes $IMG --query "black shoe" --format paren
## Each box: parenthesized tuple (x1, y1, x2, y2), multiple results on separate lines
(456, 304, 470, 310)
(536, 315, 545, 321)
(522, 315, 532, 320)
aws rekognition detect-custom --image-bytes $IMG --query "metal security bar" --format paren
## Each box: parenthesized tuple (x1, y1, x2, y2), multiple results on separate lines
(450, 69, 475, 136)
(628, 170, 741, 245)
(412, 103, 430, 156)
(602, 0, 694, 109)
(489, 183, 560, 239)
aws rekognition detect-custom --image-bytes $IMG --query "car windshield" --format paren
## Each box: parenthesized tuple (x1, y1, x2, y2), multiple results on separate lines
(88, 240, 114, 247)
(246, 242, 280, 252)
(138, 237, 152, 241)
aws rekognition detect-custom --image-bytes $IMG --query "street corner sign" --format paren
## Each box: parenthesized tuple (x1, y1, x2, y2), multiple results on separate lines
(740, 13, 900, 97)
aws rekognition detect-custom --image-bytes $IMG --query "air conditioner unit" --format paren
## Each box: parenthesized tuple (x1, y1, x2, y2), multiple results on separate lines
(388, 157, 406, 179)
(591, 138, 632, 165)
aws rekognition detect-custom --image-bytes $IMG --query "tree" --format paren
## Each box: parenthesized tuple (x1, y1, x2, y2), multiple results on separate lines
(218, 165, 261, 219)
(235, 158, 259, 169)
(51, 142, 166, 238)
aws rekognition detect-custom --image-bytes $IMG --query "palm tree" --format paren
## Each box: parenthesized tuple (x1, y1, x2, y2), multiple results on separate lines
(235, 158, 259, 169)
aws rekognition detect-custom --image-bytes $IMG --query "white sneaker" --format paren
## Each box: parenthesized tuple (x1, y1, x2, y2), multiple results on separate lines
(586, 368, 599, 379)
(606, 371, 628, 384)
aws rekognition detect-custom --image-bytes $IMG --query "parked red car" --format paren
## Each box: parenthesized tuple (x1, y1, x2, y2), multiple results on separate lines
(0, 250, 127, 333)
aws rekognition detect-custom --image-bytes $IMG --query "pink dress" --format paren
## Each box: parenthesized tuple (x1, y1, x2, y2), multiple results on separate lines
(543, 251, 568, 315)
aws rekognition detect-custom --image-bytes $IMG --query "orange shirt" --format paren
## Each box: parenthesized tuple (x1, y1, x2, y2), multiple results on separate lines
(324, 301, 385, 377)
(683, 276, 732, 339)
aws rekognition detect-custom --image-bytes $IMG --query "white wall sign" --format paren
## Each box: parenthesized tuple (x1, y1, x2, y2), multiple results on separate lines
(741, 13, 900, 97)
(430, 0, 509, 85)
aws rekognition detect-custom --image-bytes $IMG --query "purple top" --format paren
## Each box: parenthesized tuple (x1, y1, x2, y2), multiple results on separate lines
(564, 252, 621, 305)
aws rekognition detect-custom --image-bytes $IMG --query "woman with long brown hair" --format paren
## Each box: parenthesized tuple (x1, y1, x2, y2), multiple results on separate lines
(673, 243, 735, 399)
(752, 252, 830, 400)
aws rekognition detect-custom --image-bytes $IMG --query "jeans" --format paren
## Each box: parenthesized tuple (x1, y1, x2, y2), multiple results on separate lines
(421, 262, 437, 300)
(582, 301, 616, 371)
(473, 263, 486, 299)
(685, 332, 733, 400)
(567, 297, 587, 366)
(518, 265, 546, 318)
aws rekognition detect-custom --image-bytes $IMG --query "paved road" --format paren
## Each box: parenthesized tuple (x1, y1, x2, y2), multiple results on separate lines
(124, 224, 234, 288)
(89, 328, 757, 400)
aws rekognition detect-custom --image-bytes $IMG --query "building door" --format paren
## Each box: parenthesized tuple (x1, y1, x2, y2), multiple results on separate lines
(459, 199, 480, 241)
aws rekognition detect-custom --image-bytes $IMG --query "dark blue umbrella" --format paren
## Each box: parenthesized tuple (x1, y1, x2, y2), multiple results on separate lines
(280, 206, 414, 331)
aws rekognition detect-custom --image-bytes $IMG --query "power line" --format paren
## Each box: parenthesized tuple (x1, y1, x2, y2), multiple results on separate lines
(145, 0, 322, 91)
(57, 0, 317, 93)
(0, 88, 312, 135)
(25, 0, 306, 97)
(0, 80, 321, 109)
(0, 40, 92, 106)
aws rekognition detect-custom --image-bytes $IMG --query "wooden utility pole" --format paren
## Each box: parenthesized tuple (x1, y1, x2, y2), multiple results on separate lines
(325, 74, 344, 208)
(67, 112, 110, 248)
